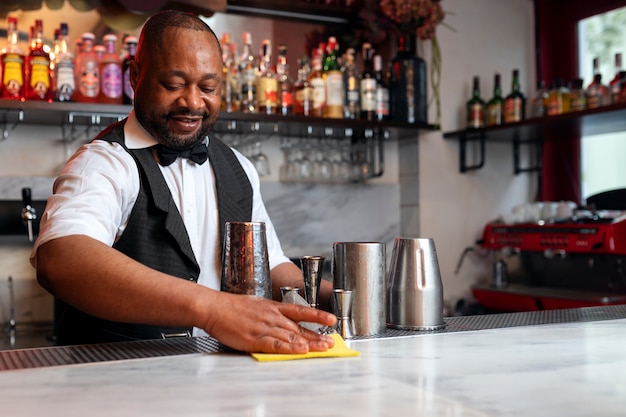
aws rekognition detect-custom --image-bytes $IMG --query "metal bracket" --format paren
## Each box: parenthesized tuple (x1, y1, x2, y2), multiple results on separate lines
(513, 131, 542, 174)
(62, 111, 127, 142)
(459, 130, 485, 173)
(0, 108, 24, 141)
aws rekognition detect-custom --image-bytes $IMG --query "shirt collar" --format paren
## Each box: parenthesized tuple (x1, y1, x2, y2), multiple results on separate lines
(124, 111, 157, 149)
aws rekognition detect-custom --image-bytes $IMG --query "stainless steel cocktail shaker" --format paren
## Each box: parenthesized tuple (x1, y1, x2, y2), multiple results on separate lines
(332, 241, 387, 336)
(220, 221, 271, 299)
(387, 237, 446, 330)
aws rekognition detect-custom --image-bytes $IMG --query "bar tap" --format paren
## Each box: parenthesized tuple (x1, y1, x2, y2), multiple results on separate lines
(21, 187, 37, 242)
(8, 276, 16, 346)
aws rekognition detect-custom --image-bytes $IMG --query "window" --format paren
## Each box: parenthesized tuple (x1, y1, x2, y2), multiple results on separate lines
(578, 6, 626, 200)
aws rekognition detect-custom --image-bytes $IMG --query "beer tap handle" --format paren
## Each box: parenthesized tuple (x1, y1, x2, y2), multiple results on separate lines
(21, 187, 36, 242)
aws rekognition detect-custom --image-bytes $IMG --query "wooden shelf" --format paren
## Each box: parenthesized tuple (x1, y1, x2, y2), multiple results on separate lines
(442, 102, 626, 173)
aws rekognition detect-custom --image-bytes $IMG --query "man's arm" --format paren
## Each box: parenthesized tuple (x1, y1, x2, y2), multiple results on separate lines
(37, 235, 336, 353)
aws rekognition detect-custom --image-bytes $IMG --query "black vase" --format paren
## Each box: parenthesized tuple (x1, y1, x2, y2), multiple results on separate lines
(390, 34, 428, 124)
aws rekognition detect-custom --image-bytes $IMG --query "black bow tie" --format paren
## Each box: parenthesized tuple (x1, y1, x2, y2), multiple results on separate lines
(154, 142, 209, 166)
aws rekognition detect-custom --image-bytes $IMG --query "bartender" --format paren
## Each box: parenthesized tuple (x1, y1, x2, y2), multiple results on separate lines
(30, 9, 336, 354)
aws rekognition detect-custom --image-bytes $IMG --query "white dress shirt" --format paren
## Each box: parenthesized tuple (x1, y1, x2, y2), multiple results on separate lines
(31, 112, 291, 337)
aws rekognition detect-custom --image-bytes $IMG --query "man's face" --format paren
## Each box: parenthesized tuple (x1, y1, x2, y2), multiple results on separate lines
(131, 27, 222, 149)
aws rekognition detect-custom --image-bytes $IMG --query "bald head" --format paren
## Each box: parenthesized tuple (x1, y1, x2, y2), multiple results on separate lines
(136, 10, 221, 63)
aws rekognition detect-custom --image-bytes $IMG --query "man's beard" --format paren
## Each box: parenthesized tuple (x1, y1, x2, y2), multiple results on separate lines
(138, 110, 214, 149)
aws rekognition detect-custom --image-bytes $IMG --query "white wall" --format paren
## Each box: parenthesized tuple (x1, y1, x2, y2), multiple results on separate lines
(419, 0, 537, 305)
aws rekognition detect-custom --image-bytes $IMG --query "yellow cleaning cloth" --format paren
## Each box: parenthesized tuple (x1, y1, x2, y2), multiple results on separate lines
(251, 333, 361, 362)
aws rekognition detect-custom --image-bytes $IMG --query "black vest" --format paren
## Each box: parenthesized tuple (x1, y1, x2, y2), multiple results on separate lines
(54, 120, 253, 344)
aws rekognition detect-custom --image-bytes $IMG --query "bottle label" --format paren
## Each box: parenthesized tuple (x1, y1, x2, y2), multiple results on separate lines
(375, 86, 390, 117)
(346, 89, 359, 105)
(325, 71, 344, 106)
(79, 61, 100, 98)
(486, 103, 502, 125)
(56, 60, 75, 100)
(295, 87, 313, 103)
(294, 86, 313, 115)
(242, 68, 256, 85)
(360, 79, 376, 111)
(504, 97, 523, 122)
(241, 82, 256, 112)
(570, 95, 585, 111)
(310, 76, 326, 110)
(546, 94, 562, 115)
(29, 56, 51, 95)
(2, 53, 24, 97)
(467, 103, 484, 128)
(257, 77, 278, 108)
(101, 63, 122, 98)
(281, 90, 293, 107)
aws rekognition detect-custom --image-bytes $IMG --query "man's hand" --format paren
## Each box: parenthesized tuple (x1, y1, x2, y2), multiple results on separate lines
(201, 293, 337, 354)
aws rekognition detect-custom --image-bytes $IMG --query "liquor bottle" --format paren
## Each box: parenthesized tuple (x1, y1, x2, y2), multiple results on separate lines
(50, 28, 60, 93)
(486, 73, 504, 126)
(220, 33, 239, 113)
(322, 36, 344, 118)
(569, 78, 586, 112)
(98, 34, 123, 104)
(25, 19, 52, 101)
(308, 46, 326, 117)
(276, 44, 293, 116)
(239, 32, 257, 113)
(530, 79, 548, 118)
(359, 43, 376, 121)
(54, 23, 75, 102)
(122, 36, 137, 105)
(1, 16, 25, 100)
(220, 32, 231, 110)
(504, 69, 525, 123)
(466, 76, 485, 129)
(373, 54, 390, 121)
(610, 53, 623, 104)
(546, 78, 569, 115)
(389, 34, 427, 124)
(585, 58, 610, 109)
(341, 48, 360, 119)
(74, 32, 99, 103)
(256, 39, 278, 114)
(294, 57, 313, 116)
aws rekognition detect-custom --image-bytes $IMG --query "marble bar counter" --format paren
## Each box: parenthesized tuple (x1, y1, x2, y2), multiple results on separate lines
(2, 306, 626, 417)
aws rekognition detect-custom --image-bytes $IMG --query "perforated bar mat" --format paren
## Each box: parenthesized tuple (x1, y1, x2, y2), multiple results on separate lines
(2, 304, 626, 371)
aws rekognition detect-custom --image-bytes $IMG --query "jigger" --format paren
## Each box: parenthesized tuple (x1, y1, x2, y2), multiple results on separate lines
(299, 256, 325, 308)
(332, 289, 354, 339)
(280, 286, 301, 301)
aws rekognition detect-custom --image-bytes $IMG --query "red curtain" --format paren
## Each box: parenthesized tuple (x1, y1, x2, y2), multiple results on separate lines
(535, 0, 626, 203)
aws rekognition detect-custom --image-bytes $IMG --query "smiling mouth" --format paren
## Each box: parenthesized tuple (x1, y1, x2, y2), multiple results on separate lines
(168, 113, 206, 132)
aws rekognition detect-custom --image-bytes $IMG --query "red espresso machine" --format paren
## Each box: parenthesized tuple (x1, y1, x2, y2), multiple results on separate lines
(472, 209, 626, 312)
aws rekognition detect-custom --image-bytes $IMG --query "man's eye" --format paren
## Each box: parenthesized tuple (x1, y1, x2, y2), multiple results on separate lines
(200, 84, 218, 93)
(163, 83, 183, 91)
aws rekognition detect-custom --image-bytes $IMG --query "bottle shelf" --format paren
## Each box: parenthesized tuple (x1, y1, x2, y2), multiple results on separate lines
(443, 102, 626, 173)
(0, 99, 435, 141)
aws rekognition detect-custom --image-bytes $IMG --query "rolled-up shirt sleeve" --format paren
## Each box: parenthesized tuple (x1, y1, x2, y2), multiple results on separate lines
(30, 141, 139, 268)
